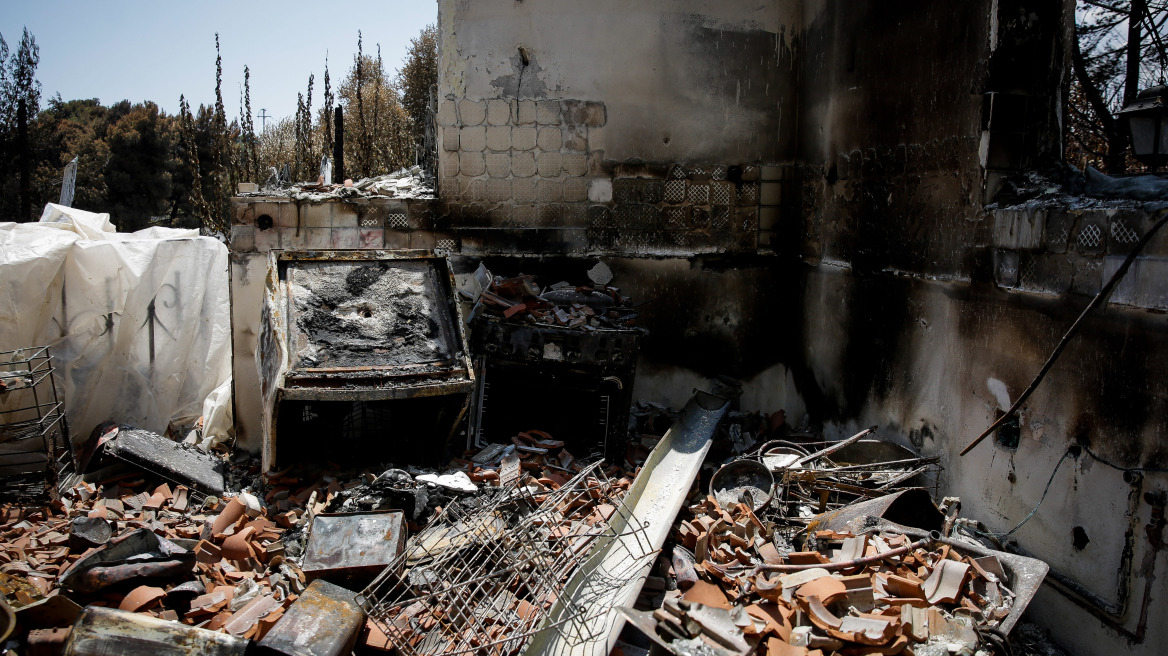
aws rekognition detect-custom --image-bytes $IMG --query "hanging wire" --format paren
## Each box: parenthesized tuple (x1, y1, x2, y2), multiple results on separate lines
(1083, 444, 1168, 473)
(980, 449, 1076, 540)
(976, 442, 1167, 544)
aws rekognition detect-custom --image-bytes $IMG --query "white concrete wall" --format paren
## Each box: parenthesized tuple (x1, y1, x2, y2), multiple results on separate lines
(438, 0, 800, 163)
(229, 252, 267, 452)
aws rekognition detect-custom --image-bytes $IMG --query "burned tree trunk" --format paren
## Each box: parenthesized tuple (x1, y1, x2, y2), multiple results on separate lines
(333, 106, 345, 184)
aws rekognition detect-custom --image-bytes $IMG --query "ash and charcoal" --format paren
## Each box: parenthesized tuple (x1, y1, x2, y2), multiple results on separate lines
(326, 467, 500, 522)
(288, 259, 457, 369)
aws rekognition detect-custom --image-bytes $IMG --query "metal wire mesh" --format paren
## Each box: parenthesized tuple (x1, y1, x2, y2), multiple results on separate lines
(358, 462, 654, 656)
(0, 346, 70, 476)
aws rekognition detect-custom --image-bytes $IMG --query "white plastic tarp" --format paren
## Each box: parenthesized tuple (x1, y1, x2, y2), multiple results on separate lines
(0, 204, 233, 449)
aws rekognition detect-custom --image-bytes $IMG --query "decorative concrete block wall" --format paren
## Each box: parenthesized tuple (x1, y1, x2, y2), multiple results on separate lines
(991, 207, 1168, 309)
(230, 197, 456, 255)
(437, 97, 601, 233)
(436, 95, 769, 255)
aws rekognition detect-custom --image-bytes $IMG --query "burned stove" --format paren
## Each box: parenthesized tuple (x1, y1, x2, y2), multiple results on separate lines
(258, 250, 474, 471)
(469, 315, 640, 462)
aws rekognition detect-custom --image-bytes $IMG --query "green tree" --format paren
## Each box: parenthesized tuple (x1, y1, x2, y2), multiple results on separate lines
(30, 97, 111, 213)
(339, 38, 412, 177)
(258, 116, 295, 179)
(399, 24, 437, 170)
(0, 28, 42, 221)
(104, 102, 173, 231)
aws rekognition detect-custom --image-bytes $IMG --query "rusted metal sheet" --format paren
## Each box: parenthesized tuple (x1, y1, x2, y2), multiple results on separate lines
(301, 511, 405, 581)
(59, 528, 194, 594)
(63, 606, 248, 656)
(804, 488, 945, 535)
(257, 579, 365, 656)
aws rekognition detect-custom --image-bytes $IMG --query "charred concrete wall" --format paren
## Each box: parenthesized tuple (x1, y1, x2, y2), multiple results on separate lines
(761, 2, 1167, 653)
(794, 0, 1071, 276)
(432, 0, 1166, 652)
(223, 1, 1168, 652)
(435, 0, 800, 255)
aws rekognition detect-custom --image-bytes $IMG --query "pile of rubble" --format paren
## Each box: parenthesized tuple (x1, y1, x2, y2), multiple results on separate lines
(237, 165, 436, 201)
(637, 495, 1017, 656)
(608, 419, 1045, 656)
(0, 421, 643, 654)
(0, 471, 329, 643)
(466, 262, 642, 331)
(0, 401, 1047, 656)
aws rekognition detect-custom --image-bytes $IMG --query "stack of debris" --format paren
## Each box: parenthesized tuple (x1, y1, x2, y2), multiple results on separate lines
(0, 417, 651, 654)
(634, 493, 1021, 655)
(4, 480, 306, 640)
(238, 165, 436, 201)
(466, 263, 641, 330)
(612, 419, 1045, 656)
(289, 167, 435, 201)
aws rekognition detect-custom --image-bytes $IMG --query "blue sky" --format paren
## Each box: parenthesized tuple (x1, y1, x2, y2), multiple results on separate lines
(0, 1, 437, 123)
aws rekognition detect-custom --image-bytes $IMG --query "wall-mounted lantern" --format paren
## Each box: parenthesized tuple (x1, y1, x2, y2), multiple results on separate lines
(1118, 85, 1168, 169)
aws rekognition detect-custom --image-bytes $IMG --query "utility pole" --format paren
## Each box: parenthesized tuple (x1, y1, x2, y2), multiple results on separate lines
(258, 108, 271, 132)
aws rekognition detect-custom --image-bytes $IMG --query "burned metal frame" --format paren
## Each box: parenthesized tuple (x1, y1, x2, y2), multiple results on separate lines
(260, 249, 475, 470)
(468, 315, 641, 460)
(273, 249, 474, 401)
(0, 345, 71, 480)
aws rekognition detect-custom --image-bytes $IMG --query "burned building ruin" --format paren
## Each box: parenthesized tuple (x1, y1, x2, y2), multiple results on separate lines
(0, 1, 1165, 655)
